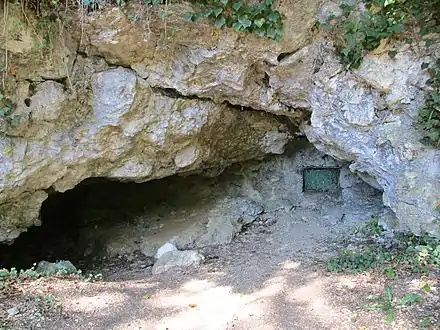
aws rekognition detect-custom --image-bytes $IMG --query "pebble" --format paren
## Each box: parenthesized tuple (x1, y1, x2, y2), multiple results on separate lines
(7, 307, 19, 317)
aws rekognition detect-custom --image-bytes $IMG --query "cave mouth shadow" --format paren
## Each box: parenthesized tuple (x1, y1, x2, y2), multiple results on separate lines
(0, 174, 220, 271)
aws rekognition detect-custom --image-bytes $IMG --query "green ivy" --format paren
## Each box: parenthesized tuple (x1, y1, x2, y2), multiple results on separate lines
(419, 60, 440, 145)
(321, 1, 406, 69)
(0, 92, 19, 133)
(184, 0, 283, 41)
(328, 233, 440, 274)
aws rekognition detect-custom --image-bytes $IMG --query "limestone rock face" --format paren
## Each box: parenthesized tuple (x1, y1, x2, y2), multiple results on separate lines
(0, 0, 439, 242)
(0, 65, 290, 242)
(305, 49, 440, 236)
(83, 0, 320, 119)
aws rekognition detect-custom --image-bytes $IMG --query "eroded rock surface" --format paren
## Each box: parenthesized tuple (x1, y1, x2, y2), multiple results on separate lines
(0, 64, 290, 242)
(0, 0, 439, 242)
(305, 47, 440, 236)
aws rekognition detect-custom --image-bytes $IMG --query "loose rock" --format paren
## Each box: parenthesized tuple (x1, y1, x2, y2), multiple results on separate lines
(154, 242, 178, 259)
(36, 260, 77, 275)
(152, 250, 204, 275)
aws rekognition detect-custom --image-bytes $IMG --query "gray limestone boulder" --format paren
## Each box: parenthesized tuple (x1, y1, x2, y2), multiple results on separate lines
(152, 250, 204, 275)
(36, 260, 77, 275)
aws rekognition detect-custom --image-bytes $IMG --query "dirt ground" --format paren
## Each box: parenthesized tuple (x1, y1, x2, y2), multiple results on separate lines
(1, 209, 439, 330)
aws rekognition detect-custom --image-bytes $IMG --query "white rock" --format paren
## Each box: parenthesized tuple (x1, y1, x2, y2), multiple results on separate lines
(154, 242, 178, 259)
(7, 307, 19, 317)
(152, 250, 204, 275)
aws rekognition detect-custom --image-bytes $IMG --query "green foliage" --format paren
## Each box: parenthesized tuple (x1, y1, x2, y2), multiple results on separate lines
(362, 217, 385, 236)
(327, 245, 394, 273)
(0, 263, 101, 295)
(365, 286, 421, 325)
(0, 92, 19, 133)
(418, 60, 440, 145)
(321, 1, 406, 69)
(323, 0, 440, 68)
(184, 0, 283, 41)
(328, 225, 440, 274)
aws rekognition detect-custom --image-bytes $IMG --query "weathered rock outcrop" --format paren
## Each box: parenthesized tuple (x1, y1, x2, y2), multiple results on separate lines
(0, 0, 439, 242)
(0, 63, 289, 242)
(305, 47, 440, 236)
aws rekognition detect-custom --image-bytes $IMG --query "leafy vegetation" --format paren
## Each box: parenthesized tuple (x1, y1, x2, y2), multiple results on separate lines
(364, 286, 421, 325)
(184, 0, 283, 41)
(0, 263, 101, 296)
(142, 0, 283, 41)
(328, 220, 440, 274)
(0, 92, 19, 133)
(419, 60, 440, 145)
(321, 0, 440, 146)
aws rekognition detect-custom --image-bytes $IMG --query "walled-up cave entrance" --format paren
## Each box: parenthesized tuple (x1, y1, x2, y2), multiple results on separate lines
(0, 140, 384, 272)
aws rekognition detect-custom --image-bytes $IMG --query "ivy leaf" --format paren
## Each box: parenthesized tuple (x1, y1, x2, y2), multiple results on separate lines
(425, 38, 435, 47)
(265, 0, 273, 6)
(213, 7, 223, 17)
(215, 16, 226, 28)
(421, 62, 429, 70)
(238, 15, 252, 28)
(232, 22, 243, 32)
(201, 8, 213, 17)
(254, 18, 265, 28)
(346, 34, 356, 49)
(220, 0, 228, 5)
(0, 93, 3, 101)
(267, 27, 277, 39)
(232, 0, 243, 11)
(267, 11, 280, 22)
(257, 29, 266, 37)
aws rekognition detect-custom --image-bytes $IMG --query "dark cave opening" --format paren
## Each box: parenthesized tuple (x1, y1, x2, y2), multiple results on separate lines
(0, 174, 219, 271)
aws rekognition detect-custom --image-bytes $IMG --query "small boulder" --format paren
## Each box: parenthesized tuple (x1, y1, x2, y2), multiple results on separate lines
(152, 250, 204, 275)
(36, 260, 77, 275)
(7, 307, 19, 317)
(154, 242, 178, 259)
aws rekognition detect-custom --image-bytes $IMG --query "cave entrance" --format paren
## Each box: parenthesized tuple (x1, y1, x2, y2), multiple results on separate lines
(0, 174, 223, 271)
(0, 140, 384, 272)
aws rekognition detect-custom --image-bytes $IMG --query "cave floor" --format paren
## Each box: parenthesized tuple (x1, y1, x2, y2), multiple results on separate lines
(1, 209, 439, 330)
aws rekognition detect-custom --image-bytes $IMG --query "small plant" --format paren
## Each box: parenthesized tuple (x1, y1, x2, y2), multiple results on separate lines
(364, 286, 421, 325)
(34, 294, 62, 314)
(362, 217, 385, 236)
(321, 1, 405, 69)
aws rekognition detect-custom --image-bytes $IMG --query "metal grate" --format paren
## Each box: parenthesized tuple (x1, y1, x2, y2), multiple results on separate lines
(303, 167, 340, 193)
